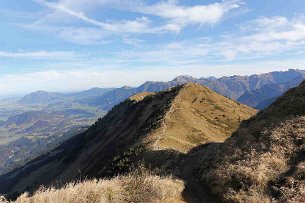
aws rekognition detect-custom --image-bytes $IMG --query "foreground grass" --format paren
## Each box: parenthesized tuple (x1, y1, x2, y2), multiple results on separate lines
(200, 116, 305, 203)
(0, 171, 184, 203)
(197, 82, 305, 202)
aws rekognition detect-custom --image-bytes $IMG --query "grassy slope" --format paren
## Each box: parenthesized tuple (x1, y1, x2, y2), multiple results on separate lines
(146, 83, 256, 153)
(199, 81, 305, 202)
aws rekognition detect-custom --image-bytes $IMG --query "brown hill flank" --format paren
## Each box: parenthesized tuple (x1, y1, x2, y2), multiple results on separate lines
(145, 83, 257, 152)
(199, 80, 305, 202)
(129, 92, 156, 102)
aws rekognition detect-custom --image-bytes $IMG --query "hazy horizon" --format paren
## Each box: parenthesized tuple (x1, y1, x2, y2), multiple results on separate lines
(0, 67, 304, 98)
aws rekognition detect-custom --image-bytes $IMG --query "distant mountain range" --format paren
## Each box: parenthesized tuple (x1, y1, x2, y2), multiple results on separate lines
(237, 72, 305, 109)
(134, 69, 305, 102)
(18, 69, 305, 110)
(18, 87, 115, 105)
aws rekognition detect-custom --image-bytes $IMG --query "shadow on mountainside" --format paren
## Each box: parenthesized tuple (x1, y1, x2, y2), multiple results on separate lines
(180, 143, 223, 203)
(135, 143, 223, 203)
(2, 142, 223, 203)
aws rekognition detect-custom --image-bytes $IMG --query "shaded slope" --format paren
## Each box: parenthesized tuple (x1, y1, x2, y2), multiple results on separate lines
(255, 97, 277, 110)
(0, 86, 181, 196)
(237, 75, 305, 109)
(199, 80, 305, 202)
(0, 83, 256, 200)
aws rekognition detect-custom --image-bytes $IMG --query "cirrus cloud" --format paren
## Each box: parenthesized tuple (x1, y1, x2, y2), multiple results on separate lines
(31, 0, 244, 37)
(0, 50, 76, 59)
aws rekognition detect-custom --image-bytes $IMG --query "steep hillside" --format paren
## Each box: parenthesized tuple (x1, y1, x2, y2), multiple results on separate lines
(255, 97, 277, 110)
(144, 83, 256, 152)
(0, 83, 256, 199)
(237, 75, 305, 109)
(205, 69, 305, 100)
(199, 80, 305, 202)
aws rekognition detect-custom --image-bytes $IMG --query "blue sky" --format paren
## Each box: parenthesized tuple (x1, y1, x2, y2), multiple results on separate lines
(0, 0, 305, 95)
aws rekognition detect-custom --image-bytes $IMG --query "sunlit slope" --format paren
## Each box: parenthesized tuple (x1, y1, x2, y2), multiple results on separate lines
(145, 83, 256, 152)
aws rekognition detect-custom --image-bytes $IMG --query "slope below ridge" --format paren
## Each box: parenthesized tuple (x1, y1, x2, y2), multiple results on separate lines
(199, 80, 305, 202)
(0, 85, 183, 196)
(146, 83, 257, 153)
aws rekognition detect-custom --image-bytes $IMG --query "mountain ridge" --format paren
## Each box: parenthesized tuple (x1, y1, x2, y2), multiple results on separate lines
(17, 69, 305, 104)
(0, 83, 256, 198)
(237, 73, 305, 109)
(17, 69, 305, 109)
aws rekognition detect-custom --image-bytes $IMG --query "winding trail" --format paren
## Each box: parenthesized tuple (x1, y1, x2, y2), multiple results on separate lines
(153, 87, 185, 150)
(153, 85, 222, 202)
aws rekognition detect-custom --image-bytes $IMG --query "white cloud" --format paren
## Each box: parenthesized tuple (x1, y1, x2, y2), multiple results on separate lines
(52, 0, 243, 29)
(30, 0, 244, 40)
(136, 0, 243, 28)
(0, 51, 75, 59)
(57, 27, 109, 45)
(91, 15, 305, 64)
(33, 0, 170, 34)
(51, 0, 138, 12)
(13, 15, 305, 66)
(217, 16, 305, 60)
(34, 0, 111, 28)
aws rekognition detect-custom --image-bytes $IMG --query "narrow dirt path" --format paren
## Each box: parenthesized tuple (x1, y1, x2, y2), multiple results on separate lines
(153, 87, 185, 149)
(153, 85, 221, 202)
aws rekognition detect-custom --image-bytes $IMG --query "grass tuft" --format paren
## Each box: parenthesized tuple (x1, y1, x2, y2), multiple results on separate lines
(1, 169, 184, 203)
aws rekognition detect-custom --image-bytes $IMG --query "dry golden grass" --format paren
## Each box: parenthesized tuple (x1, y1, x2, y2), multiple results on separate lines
(196, 81, 305, 203)
(147, 83, 256, 153)
(1, 170, 184, 203)
(129, 92, 156, 102)
(200, 116, 305, 203)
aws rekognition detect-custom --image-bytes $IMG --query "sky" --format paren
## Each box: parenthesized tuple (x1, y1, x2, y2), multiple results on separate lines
(1, 0, 305, 95)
